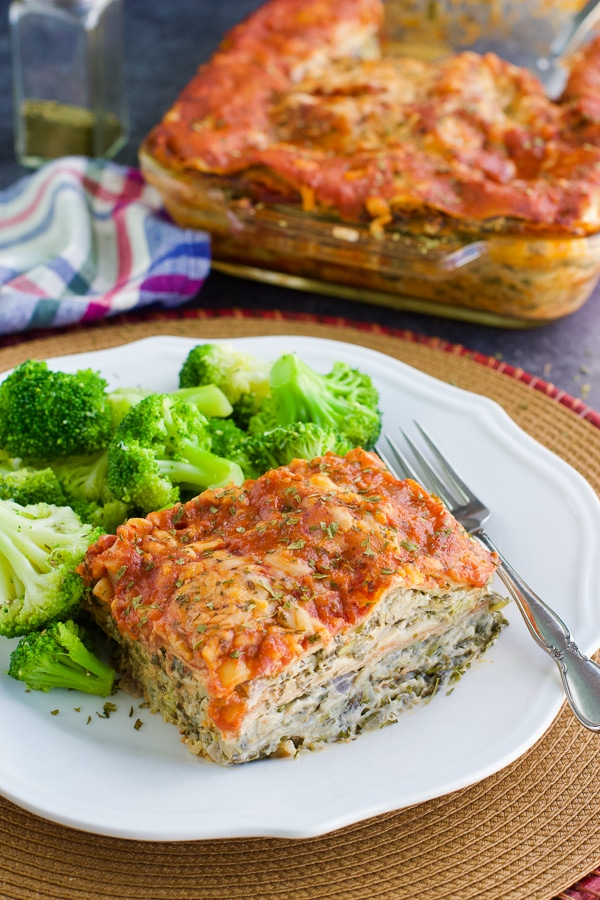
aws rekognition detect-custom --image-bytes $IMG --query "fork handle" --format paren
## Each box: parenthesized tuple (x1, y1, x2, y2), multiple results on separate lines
(476, 531, 600, 732)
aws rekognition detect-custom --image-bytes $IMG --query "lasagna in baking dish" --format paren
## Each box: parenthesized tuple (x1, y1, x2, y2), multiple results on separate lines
(144, 0, 600, 237)
(80, 449, 506, 765)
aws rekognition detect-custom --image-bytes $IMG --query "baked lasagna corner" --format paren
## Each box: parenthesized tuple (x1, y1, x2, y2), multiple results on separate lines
(80, 448, 507, 764)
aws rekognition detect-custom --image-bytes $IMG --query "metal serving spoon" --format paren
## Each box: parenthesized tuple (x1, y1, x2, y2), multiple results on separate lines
(384, 0, 600, 98)
(534, 0, 600, 97)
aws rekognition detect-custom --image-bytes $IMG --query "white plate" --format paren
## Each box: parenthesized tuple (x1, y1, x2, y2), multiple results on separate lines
(1, 334, 599, 841)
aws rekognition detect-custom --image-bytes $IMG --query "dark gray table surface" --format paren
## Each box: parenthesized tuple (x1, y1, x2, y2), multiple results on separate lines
(0, 0, 598, 411)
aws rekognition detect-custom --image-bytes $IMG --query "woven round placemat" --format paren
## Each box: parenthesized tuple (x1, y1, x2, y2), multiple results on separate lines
(0, 312, 599, 900)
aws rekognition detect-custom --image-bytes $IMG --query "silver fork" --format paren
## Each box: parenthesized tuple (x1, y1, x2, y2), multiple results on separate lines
(377, 423, 600, 733)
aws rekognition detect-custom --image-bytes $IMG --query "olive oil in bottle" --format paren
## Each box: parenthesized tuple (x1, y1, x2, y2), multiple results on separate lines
(9, 0, 128, 167)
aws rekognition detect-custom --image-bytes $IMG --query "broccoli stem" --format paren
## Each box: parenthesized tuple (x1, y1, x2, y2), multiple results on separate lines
(0, 504, 71, 573)
(270, 354, 343, 427)
(157, 443, 244, 491)
(109, 385, 233, 427)
(0, 549, 23, 598)
(173, 385, 233, 418)
(0, 529, 40, 586)
(24, 653, 110, 694)
(9, 621, 116, 696)
(53, 622, 115, 695)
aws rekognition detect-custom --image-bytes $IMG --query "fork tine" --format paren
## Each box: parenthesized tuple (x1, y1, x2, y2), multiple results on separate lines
(401, 429, 458, 509)
(382, 435, 420, 481)
(375, 442, 403, 477)
(414, 422, 477, 504)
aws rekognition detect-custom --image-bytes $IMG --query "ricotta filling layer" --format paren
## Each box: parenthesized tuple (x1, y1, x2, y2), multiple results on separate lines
(88, 583, 507, 765)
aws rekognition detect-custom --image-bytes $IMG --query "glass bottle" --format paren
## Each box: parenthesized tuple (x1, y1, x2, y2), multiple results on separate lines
(9, 0, 128, 167)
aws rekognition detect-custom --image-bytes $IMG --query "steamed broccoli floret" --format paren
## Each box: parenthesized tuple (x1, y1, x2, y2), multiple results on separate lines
(245, 423, 352, 476)
(228, 393, 260, 430)
(249, 354, 382, 449)
(69, 498, 130, 534)
(246, 395, 279, 436)
(0, 466, 67, 507)
(107, 386, 153, 429)
(49, 450, 130, 533)
(206, 419, 352, 479)
(204, 417, 255, 478)
(0, 449, 17, 472)
(0, 360, 113, 460)
(91, 499, 131, 533)
(7, 619, 115, 696)
(51, 449, 111, 504)
(179, 343, 272, 429)
(108, 384, 233, 429)
(107, 394, 245, 513)
(0, 500, 102, 638)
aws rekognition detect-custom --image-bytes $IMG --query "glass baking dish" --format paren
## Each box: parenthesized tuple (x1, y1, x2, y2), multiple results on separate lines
(139, 145, 600, 329)
(382, 0, 588, 71)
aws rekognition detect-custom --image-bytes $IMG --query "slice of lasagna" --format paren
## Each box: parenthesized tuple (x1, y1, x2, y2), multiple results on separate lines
(79, 448, 507, 765)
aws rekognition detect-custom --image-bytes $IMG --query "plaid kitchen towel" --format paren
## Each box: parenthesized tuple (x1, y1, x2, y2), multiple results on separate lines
(0, 156, 211, 336)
